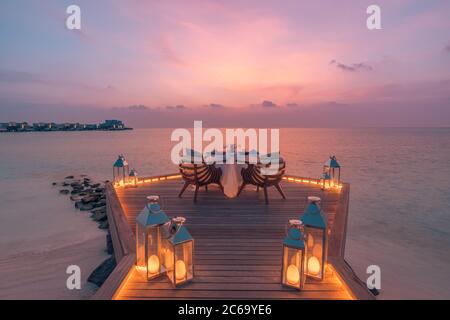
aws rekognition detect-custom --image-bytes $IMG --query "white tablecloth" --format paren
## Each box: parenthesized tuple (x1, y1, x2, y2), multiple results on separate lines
(217, 163, 246, 198)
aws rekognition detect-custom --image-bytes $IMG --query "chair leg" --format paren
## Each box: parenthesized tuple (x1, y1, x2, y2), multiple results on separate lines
(194, 185, 199, 203)
(205, 185, 208, 192)
(179, 182, 189, 198)
(218, 182, 224, 192)
(275, 183, 287, 199)
(263, 185, 269, 205)
(237, 183, 246, 197)
(256, 186, 259, 192)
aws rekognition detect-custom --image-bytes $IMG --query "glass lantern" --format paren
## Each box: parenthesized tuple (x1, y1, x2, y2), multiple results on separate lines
(323, 155, 341, 188)
(301, 196, 328, 280)
(162, 217, 194, 287)
(113, 154, 130, 187)
(320, 171, 331, 190)
(128, 169, 138, 188)
(135, 196, 170, 280)
(281, 219, 307, 290)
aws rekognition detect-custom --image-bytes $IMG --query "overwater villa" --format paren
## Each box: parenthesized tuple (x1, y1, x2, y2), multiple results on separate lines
(92, 154, 374, 300)
(0, 120, 132, 132)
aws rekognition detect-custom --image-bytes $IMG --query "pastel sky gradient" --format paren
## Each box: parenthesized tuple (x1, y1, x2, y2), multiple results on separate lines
(1, 0, 450, 126)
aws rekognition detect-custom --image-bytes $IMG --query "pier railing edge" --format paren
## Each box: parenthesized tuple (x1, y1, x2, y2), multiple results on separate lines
(91, 182, 136, 300)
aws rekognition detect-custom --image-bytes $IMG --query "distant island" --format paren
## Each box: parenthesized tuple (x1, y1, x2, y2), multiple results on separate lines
(0, 120, 133, 132)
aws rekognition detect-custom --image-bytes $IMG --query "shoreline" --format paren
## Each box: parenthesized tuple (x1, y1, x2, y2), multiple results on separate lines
(0, 175, 110, 299)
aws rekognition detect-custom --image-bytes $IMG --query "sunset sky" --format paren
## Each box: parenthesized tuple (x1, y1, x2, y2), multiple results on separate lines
(1, 0, 450, 126)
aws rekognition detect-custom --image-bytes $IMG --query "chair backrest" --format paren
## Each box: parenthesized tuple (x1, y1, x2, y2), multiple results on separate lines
(245, 159, 286, 186)
(179, 162, 214, 185)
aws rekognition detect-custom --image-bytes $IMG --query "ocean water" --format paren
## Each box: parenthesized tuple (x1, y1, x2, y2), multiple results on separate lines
(1, 128, 449, 299)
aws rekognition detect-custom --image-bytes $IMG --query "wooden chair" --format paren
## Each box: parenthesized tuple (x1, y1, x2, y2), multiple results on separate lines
(178, 162, 224, 203)
(237, 160, 286, 204)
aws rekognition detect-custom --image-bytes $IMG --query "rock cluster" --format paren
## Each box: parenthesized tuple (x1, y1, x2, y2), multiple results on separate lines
(54, 175, 117, 287)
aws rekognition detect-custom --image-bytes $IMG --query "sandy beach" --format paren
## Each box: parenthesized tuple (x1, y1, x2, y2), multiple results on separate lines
(0, 176, 108, 299)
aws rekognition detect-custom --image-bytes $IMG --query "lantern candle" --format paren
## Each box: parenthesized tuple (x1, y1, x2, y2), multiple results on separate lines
(286, 264, 300, 285)
(301, 197, 328, 281)
(135, 196, 170, 280)
(148, 255, 160, 274)
(162, 217, 194, 287)
(281, 219, 306, 290)
(176, 260, 187, 281)
(307, 256, 321, 276)
(113, 154, 130, 187)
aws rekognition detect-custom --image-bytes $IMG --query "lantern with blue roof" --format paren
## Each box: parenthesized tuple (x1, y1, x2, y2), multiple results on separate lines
(323, 155, 341, 188)
(113, 154, 130, 187)
(281, 219, 307, 290)
(162, 217, 194, 287)
(128, 169, 138, 188)
(301, 196, 328, 280)
(135, 196, 170, 280)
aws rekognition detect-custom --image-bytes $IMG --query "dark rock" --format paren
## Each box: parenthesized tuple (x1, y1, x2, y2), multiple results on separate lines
(79, 203, 94, 211)
(91, 210, 107, 222)
(82, 195, 100, 204)
(62, 182, 70, 186)
(92, 200, 106, 208)
(52, 182, 58, 186)
(87, 257, 116, 287)
(70, 195, 82, 202)
(59, 189, 70, 195)
(99, 220, 109, 230)
(75, 201, 83, 209)
(106, 233, 114, 255)
(65, 175, 74, 179)
(91, 206, 106, 214)
(369, 288, 380, 296)
(91, 183, 101, 188)
(70, 181, 82, 187)
(71, 189, 81, 195)
(95, 187, 105, 193)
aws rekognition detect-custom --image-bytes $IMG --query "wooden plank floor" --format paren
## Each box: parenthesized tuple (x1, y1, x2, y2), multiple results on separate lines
(113, 179, 353, 300)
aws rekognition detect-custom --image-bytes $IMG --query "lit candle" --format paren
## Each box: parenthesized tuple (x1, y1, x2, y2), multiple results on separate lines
(286, 264, 300, 285)
(148, 255, 160, 274)
(307, 256, 321, 276)
(175, 260, 187, 281)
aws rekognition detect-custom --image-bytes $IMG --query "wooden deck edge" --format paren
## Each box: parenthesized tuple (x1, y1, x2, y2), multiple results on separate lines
(91, 253, 135, 300)
(90, 183, 137, 300)
(328, 183, 350, 258)
(105, 182, 136, 262)
(329, 257, 375, 300)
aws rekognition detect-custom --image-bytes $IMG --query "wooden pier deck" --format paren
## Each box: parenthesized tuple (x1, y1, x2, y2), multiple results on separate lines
(93, 174, 373, 300)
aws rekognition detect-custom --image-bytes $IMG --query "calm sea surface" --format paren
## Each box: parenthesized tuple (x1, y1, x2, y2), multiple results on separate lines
(1, 128, 449, 299)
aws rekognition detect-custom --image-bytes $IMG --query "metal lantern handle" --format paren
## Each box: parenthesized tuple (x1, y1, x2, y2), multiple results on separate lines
(169, 216, 186, 234)
(285, 219, 304, 240)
